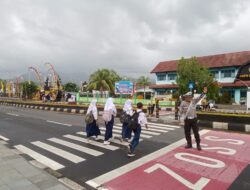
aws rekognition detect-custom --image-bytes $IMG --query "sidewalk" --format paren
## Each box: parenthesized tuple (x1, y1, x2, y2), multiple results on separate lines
(0, 141, 71, 190)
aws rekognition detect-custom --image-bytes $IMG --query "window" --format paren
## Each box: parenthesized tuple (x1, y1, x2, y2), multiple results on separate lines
(168, 74, 176, 81)
(157, 74, 166, 81)
(221, 70, 235, 78)
(210, 71, 219, 79)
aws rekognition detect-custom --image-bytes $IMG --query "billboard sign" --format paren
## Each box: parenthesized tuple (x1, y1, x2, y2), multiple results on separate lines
(115, 81, 133, 95)
(236, 61, 250, 81)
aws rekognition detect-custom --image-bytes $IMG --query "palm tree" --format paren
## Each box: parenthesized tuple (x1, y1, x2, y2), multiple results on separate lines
(87, 69, 121, 95)
(137, 76, 151, 99)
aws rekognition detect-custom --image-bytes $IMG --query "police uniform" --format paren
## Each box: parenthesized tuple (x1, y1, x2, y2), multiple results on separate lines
(179, 92, 206, 150)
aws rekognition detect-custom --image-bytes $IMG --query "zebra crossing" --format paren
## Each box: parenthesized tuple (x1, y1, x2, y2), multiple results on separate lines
(13, 122, 181, 171)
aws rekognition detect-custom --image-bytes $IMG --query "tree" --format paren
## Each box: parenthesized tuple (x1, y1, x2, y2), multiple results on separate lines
(64, 82, 79, 92)
(176, 57, 219, 100)
(21, 81, 39, 99)
(137, 76, 151, 99)
(87, 69, 121, 94)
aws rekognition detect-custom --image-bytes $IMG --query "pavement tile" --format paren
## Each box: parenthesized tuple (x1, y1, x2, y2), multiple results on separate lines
(44, 184, 70, 190)
(35, 179, 60, 190)
(0, 169, 24, 184)
(0, 184, 11, 190)
(7, 178, 33, 189)
(29, 172, 55, 184)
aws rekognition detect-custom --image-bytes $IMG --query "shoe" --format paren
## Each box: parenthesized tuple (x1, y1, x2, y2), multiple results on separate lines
(95, 136, 101, 141)
(127, 153, 135, 157)
(87, 138, 91, 143)
(127, 144, 132, 153)
(185, 145, 193, 149)
(197, 144, 202, 151)
(104, 141, 110, 145)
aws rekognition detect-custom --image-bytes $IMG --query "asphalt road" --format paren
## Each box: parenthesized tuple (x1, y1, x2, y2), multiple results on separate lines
(0, 105, 185, 189)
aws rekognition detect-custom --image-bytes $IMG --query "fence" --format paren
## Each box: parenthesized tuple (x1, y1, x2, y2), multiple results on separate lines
(76, 93, 175, 107)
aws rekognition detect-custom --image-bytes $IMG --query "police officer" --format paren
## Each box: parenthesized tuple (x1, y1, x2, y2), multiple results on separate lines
(179, 87, 207, 150)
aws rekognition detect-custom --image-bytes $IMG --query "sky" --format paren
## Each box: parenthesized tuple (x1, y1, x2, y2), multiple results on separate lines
(0, 0, 250, 82)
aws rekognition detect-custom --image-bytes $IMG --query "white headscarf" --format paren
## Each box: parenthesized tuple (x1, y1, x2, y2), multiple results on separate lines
(123, 99, 133, 115)
(104, 98, 117, 115)
(87, 99, 98, 120)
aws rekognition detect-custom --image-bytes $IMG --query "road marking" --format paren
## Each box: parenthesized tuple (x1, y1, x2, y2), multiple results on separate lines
(0, 135, 9, 141)
(117, 123, 176, 131)
(46, 120, 72, 127)
(116, 124, 169, 133)
(86, 130, 210, 189)
(14, 145, 64, 170)
(113, 126, 161, 136)
(76, 132, 136, 146)
(31, 141, 86, 163)
(48, 138, 103, 156)
(147, 122, 181, 128)
(99, 128, 152, 139)
(64, 134, 119, 151)
(6, 113, 19, 117)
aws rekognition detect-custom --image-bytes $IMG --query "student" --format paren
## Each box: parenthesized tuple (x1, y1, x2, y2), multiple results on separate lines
(103, 98, 117, 145)
(179, 87, 207, 151)
(86, 99, 101, 141)
(120, 99, 133, 142)
(127, 102, 148, 157)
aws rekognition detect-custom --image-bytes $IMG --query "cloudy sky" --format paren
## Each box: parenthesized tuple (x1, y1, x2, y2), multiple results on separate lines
(0, 0, 250, 81)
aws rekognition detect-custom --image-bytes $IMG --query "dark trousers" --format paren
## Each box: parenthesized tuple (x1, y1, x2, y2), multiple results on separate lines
(130, 127, 141, 153)
(184, 118, 200, 146)
(105, 116, 114, 141)
(121, 122, 132, 139)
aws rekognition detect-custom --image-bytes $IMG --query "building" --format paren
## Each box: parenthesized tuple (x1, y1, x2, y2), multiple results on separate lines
(150, 51, 250, 104)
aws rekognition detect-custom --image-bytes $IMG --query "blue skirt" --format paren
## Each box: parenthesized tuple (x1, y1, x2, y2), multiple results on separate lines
(86, 120, 101, 137)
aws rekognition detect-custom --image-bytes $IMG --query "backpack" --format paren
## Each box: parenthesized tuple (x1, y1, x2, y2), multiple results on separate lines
(128, 111, 142, 130)
(120, 111, 131, 124)
(85, 111, 94, 125)
(102, 109, 113, 122)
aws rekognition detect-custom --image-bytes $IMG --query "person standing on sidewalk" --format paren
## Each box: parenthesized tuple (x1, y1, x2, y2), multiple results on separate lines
(179, 87, 207, 151)
(85, 99, 101, 141)
(103, 98, 117, 145)
(120, 99, 133, 142)
(127, 102, 148, 157)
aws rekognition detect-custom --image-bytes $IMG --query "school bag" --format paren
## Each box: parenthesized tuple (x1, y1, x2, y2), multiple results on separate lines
(120, 111, 131, 124)
(102, 109, 113, 122)
(85, 111, 94, 125)
(128, 111, 142, 130)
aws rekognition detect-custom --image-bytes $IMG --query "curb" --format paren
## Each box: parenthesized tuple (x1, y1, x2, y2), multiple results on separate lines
(0, 102, 86, 115)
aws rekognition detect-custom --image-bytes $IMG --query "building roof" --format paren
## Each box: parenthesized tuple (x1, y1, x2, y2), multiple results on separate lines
(218, 81, 250, 88)
(151, 51, 250, 73)
(150, 81, 250, 89)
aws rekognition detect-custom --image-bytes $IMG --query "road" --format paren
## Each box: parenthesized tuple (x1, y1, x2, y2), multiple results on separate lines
(0, 105, 250, 190)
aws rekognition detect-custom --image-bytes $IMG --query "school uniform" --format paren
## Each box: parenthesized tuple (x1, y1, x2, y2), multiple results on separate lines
(104, 98, 117, 145)
(128, 109, 147, 156)
(121, 100, 133, 140)
(86, 100, 101, 138)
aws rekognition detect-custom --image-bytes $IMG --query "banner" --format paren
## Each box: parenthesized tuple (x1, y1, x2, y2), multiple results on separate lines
(115, 81, 133, 95)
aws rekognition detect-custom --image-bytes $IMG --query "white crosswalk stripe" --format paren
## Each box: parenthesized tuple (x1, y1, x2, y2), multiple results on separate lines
(116, 123, 175, 131)
(99, 128, 152, 139)
(113, 126, 161, 136)
(64, 134, 119, 151)
(31, 141, 86, 163)
(14, 145, 64, 170)
(76, 132, 132, 146)
(147, 122, 181, 129)
(0, 135, 9, 141)
(48, 138, 103, 156)
(116, 124, 169, 133)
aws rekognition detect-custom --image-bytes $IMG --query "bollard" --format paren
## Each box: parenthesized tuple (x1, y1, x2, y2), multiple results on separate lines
(156, 99, 159, 118)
